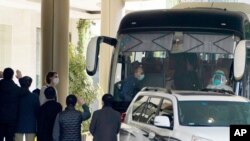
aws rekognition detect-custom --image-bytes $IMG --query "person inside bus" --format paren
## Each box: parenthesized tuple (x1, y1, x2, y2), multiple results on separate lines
(206, 69, 233, 92)
(165, 59, 175, 89)
(173, 53, 200, 90)
(119, 65, 145, 101)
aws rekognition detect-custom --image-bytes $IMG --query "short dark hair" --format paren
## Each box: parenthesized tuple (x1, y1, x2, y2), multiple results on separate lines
(3, 67, 14, 80)
(102, 94, 113, 106)
(44, 86, 56, 99)
(32, 88, 40, 96)
(66, 94, 77, 106)
(19, 76, 32, 88)
(45, 72, 57, 84)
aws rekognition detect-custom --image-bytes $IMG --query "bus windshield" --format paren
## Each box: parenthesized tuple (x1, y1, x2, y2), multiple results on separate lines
(113, 32, 240, 101)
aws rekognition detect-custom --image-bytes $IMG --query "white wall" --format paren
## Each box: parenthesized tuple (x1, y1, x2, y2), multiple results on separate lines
(0, 6, 40, 90)
(0, 5, 100, 90)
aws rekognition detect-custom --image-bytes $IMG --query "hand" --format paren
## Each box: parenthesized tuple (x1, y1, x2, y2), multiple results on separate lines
(0, 71, 3, 78)
(15, 69, 22, 79)
(77, 96, 85, 105)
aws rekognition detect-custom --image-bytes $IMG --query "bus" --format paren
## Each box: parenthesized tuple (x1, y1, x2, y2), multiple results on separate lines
(86, 2, 250, 113)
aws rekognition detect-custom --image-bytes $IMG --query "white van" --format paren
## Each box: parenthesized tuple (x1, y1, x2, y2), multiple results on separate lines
(124, 88, 250, 141)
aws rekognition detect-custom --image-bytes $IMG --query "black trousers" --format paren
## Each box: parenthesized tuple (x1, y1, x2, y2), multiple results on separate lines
(0, 122, 16, 141)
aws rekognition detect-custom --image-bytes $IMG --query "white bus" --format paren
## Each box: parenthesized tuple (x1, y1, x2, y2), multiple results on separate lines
(86, 2, 250, 113)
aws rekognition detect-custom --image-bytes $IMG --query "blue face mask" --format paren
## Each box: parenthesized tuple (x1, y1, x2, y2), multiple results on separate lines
(212, 71, 225, 86)
(213, 79, 221, 86)
(138, 74, 145, 81)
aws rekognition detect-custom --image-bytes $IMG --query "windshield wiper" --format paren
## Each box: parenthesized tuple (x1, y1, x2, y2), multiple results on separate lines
(201, 88, 234, 95)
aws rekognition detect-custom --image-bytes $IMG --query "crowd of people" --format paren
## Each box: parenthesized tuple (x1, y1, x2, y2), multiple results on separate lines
(0, 67, 121, 141)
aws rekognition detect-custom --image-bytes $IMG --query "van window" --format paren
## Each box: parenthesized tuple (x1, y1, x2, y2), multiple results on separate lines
(138, 97, 162, 125)
(132, 96, 149, 121)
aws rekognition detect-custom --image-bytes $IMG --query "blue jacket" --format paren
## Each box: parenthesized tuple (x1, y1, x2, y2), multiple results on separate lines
(16, 90, 40, 133)
(119, 75, 138, 101)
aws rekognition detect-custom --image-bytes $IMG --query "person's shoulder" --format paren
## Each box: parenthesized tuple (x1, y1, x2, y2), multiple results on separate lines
(94, 109, 102, 113)
(107, 107, 121, 115)
(93, 109, 102, 115)
(30, 92, 39, 99)
(113, 109, 121, 116)
(127, 75, 135, 80)
(109, 108, 121, 120)
(39, 103, 46, 110)
(56, 102, 62, 109)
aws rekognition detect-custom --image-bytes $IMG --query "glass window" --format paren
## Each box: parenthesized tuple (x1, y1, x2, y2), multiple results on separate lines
(113, 32, 237, 102)
(159, 99, 173, 122)
(138, 97, 162, 125)
(245, 22, 250, 40)
(132, 96, 149, 121)
(178, 101, 250, 126)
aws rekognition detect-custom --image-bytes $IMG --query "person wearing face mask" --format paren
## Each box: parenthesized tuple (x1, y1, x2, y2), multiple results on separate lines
(119, 66, 145, 101)
(39, 71, 59, 105)
(206, 69, 233, 92)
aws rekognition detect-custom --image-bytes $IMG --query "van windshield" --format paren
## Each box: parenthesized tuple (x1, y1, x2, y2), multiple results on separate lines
(178, 101, 250, 126)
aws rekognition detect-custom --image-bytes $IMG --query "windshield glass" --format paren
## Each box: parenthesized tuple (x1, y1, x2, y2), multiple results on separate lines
(178, 101, 250, 126)
(113, 32, 239, 101)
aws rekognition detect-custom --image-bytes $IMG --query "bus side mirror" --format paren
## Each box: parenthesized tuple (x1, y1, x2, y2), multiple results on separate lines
(234, 40, 246, 80)
(86, 36, 117, 76)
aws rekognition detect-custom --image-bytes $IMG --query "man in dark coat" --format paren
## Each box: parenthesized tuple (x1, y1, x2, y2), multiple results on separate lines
(53, 95, 91, 141)
(0, 68, 24, 141)
(37, 87, 62, 141)
(15, 76, 40, 141)
(90, 94, 121, 141)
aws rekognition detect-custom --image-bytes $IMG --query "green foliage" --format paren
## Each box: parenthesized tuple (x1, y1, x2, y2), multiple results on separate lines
(69, 19, 98, 132)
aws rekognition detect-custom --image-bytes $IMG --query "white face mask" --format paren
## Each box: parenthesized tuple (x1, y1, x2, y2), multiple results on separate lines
(53, 78, 59, 85)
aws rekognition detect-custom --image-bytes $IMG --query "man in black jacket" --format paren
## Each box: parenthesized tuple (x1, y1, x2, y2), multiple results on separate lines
(15, 76, 40, 141)
(90, 94, 121, 141)
(0, 68, 24, 141)
(53, 94, 91, 141)
(37, 87, 62, 141)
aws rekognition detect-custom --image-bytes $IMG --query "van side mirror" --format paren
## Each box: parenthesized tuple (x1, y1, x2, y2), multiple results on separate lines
(86, 36, 117, 76)
(154, 116, 171, 128)
(234, 40, 246, 80)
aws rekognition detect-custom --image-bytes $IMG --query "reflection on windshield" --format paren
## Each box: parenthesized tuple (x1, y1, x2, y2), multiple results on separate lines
(113, 32, 237, 101)
(115, 51, 233, 89)
(178, 101, 250, 126)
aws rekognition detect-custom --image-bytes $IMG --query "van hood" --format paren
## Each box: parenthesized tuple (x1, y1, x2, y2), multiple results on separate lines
(174, 126, 229, 141)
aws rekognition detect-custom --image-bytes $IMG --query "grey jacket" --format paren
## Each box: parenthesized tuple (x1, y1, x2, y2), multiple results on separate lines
(90, 106, 121, 141)
(53, 104, 91, 141)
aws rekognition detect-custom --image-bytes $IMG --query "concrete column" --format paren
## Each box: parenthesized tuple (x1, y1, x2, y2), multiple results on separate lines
(100, 0, 124, 93)
(41, 0, 69, 107)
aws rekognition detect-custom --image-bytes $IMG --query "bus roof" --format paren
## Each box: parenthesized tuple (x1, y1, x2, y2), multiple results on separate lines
(173, 2, 250, 15)
(118, 8, 248, 39)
